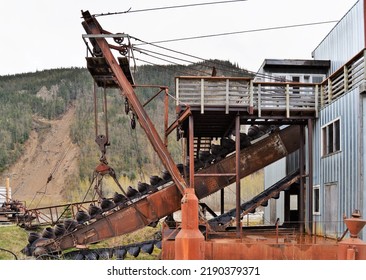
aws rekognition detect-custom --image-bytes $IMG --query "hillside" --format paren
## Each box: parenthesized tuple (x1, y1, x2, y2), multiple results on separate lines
(7, 107, 80, 207)
(0, 61, 251, 207)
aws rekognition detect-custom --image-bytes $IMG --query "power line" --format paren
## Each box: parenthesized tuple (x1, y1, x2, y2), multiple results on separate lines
(134, 51, 284, 81)
(133, 46, 196, 65)
(135, 20, 339, 45)
(127, 19, 338, 80)
(130, 36, 285, 80)
(133, 57, 209, 77)
(133, 44, 251, 76)
(134, 51, 212, 76)
(93, 0, 248, 17)
(131, 36, 208, 64)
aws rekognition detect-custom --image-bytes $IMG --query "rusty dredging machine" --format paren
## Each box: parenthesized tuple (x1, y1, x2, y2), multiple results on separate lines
(20, 10, 366, 260)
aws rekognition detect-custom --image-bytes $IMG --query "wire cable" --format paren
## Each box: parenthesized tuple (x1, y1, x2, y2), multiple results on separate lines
(132, 36, 254, 77)
(127, 18, 338, 80)
(133, 47, 212, 76)
(133, 57, 203, 77)
(0, 248, 18, 260)
(136, 20, 339, 45)
(131, 37, 291, 81)
(93, 0, 248, 17)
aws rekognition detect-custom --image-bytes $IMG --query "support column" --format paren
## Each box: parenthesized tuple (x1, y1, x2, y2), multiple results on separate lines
(189, 116, 194, 188)
(175, 115, 205, 260)
(308, 119, 314, 235)
(164, 88, 169, 146)
(299, 125, 305, 233)
(235, 114, 242, 238)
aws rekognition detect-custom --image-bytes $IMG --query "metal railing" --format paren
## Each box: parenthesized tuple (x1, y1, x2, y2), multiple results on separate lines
(18, 200, 97, 228)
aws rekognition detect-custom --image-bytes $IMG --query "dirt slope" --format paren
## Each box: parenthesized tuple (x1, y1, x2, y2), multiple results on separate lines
(6, 107, 80, 208)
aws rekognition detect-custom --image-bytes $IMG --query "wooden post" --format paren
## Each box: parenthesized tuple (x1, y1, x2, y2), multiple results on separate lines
(328, 79, 333, 103)
(258, 84, 262, 118)
(315, 85, 319, 118)
(344, 65, 349, 93)
(249, 80, 254, 114)
(286, 84, 290, 118)
(201, 79, 204, 114)
(225, 79, 229, 114)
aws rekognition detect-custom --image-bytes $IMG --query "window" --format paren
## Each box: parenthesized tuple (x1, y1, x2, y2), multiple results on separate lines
(312, 75, 325, 84)
(313, 186, 320, 215)
(322, 119, 340, 156)
(292, 76, 300, 94)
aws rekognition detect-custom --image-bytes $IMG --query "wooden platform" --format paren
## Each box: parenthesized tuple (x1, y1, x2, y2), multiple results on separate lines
(176, 76, 318, 138)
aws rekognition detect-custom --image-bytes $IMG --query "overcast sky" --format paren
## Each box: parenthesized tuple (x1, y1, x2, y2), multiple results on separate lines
(0, 0, 358, 76)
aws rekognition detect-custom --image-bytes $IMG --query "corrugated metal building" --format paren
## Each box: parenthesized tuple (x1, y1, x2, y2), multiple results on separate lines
(312, 1, 364, 74)
(311, 0, 366, 238)
(259, 0, 366, 239)
(312, 88, 363, 237)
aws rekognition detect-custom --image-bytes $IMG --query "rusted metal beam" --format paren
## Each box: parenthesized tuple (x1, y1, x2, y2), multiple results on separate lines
(195, 173, 235, 177)
(299, 125, 305, 234)
(19, 200, 98, 228)
(195, 125, 301, 198)
(174, 188, 205, 260)
(44, 185, 182, 252)
(189, 115, 194, 188)
(234, 172, 300, 222)
(142, 88, 164, 107)
(42, 125, 300, 252)
(235, 114, 241, 238)
(81, 11, 188, 195)
(308, 119, 314, 235)
(165, 106, 192, 137)
(164, 88, 169, 146)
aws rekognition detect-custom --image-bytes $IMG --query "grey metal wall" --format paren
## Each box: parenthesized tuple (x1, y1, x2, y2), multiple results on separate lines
(363, 93, 366, 238)
(263, 158, 286, 224)
(312, 0, 364, 74)
(312, 88, 363, 236)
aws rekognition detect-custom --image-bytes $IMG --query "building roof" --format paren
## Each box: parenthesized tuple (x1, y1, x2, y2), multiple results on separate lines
(259, 59, 330, 74)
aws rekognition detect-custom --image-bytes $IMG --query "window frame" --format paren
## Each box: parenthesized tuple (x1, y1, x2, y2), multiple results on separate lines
(321, 118, 341, 157)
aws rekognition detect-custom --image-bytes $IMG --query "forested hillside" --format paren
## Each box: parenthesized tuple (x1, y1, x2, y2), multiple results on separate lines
(0, 68, 89, 173)
(0, 60, 250, 203)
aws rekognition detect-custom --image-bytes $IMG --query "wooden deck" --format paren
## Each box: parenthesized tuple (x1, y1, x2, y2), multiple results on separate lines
(176, 76, 319, 118)
(175, 48, 366, 123)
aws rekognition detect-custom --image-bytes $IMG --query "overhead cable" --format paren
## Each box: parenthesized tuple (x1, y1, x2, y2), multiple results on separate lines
(135, 20, 339, 45)
(93, 0, 248, 17)
(130, 36, 286, 80)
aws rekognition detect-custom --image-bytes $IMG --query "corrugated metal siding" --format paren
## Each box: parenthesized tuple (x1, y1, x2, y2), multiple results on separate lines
(313, 88, 362, 234)
(264, 159, 286, 224)
(286, 150, 299, 174)
(312, 0, 364, 74)
(363, 96, 366, 238)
